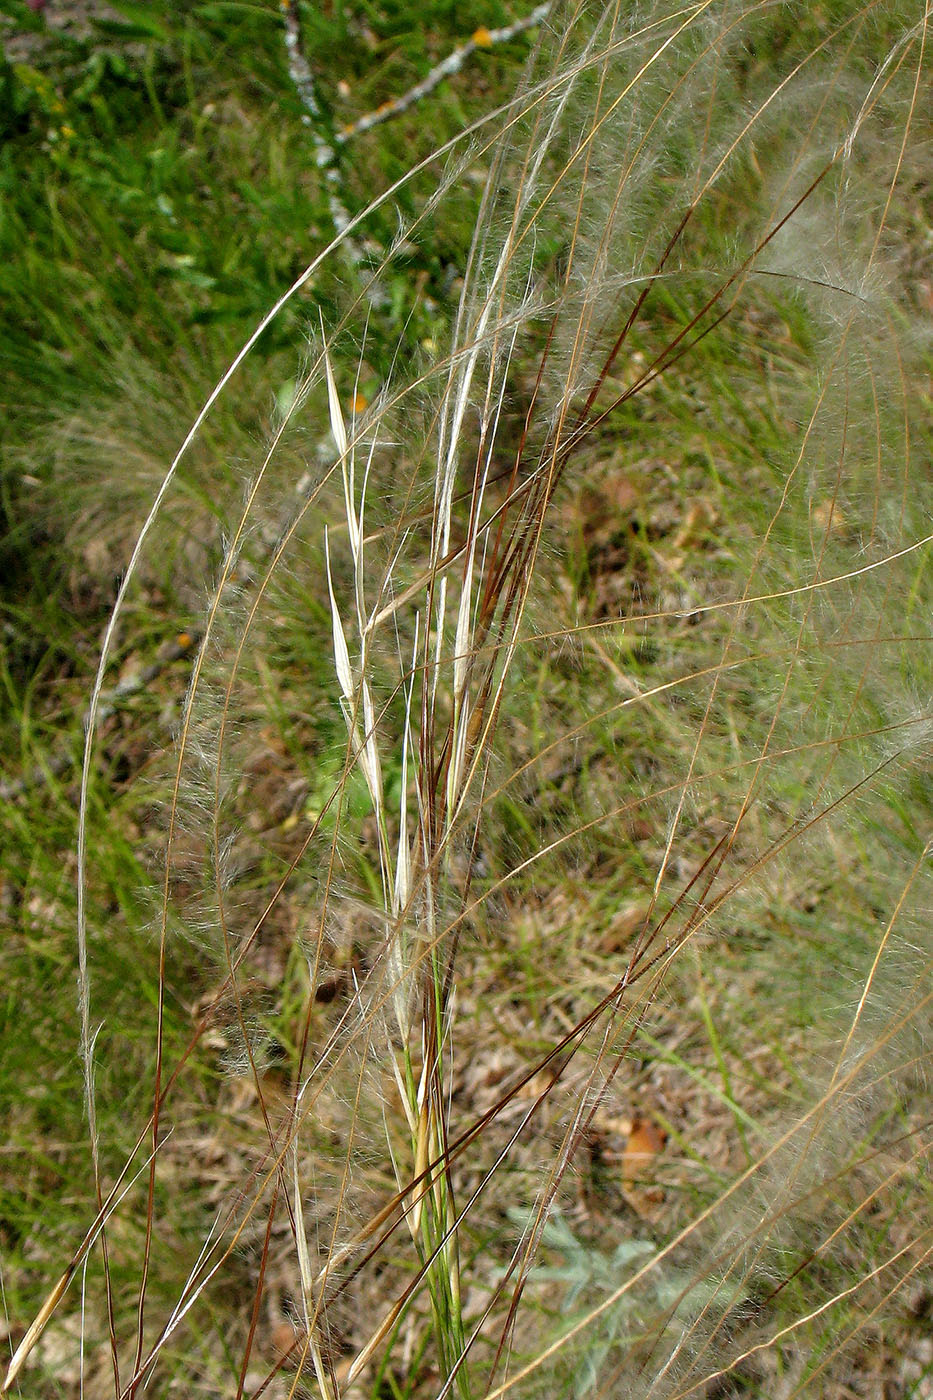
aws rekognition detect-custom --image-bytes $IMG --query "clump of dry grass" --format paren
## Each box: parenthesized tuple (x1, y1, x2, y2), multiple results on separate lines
(5, 1, 931, 1397)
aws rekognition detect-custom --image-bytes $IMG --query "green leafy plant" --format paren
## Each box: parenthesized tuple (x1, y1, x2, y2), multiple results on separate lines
(511, 1208, 725, 1399)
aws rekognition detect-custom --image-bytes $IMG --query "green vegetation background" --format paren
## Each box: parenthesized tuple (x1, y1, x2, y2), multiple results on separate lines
(1, 2, 931, 1397)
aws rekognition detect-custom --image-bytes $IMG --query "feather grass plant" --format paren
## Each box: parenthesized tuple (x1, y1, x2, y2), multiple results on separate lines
(3, 1, 931, 1396)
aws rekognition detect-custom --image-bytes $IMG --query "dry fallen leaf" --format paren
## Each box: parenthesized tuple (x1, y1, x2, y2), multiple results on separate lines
(812, 499, 849, 536)
(621, 1114, 667, 1218)
(622, 1116, 667, 1179)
